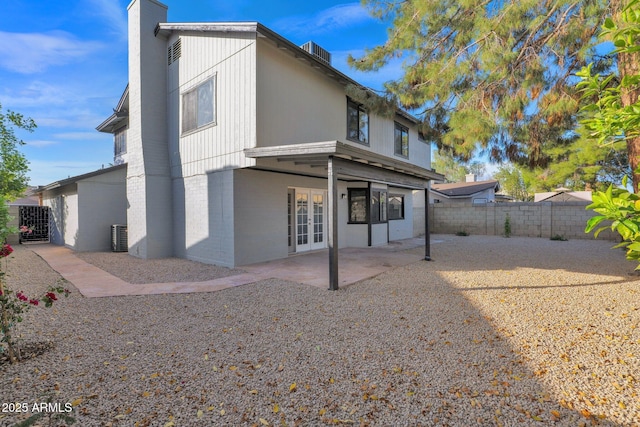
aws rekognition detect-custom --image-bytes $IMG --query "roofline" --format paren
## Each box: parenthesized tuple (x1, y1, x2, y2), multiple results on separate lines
(37, 164, 127, 191)
(96, 85, 129, 133)
(154, 22, 421, 125)
(429, 189, 494, 199)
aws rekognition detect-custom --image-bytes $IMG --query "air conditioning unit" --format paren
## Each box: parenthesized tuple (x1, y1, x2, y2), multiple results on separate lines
(300, 41, 331, 66)
(111, 224, 128, 252)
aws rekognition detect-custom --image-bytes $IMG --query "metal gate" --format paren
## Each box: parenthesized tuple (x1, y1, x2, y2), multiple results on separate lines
(19, 206, 50, 243)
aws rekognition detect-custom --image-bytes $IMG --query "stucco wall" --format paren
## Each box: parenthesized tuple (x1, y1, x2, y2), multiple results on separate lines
(427, 202, 617, 241)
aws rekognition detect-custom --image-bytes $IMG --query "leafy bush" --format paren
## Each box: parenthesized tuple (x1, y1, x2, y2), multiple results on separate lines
(585, 176, 640, 267)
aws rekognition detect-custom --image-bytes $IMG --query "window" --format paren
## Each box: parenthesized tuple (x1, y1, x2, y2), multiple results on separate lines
(348, 188, 368, 223)
(388, 194, 404, 220)
(394, 122, 409, 157)
(114, 127, 127, 156)
(347, 99, 369, 144)
(182, 77, 216, 134)
(371, 190, 387, 223)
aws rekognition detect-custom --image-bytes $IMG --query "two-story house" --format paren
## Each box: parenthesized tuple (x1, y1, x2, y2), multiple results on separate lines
(41, 0, 442, 286)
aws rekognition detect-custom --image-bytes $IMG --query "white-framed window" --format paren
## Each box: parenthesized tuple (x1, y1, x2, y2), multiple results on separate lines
(182, 76, 216, 134)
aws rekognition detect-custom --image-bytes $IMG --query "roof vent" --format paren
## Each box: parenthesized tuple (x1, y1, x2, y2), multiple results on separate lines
(301, 41, 331, 66)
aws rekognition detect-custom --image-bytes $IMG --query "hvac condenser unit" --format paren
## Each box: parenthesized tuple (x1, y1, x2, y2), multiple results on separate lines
(111, 224, 128, 252)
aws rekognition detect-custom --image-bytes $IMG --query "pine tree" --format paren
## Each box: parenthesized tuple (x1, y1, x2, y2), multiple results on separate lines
(350, 0, 640, 186)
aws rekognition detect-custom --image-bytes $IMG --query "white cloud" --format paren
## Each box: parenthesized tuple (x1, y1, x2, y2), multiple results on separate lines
(0, 31, 103, 74)
(24, 140, 58, 148)
(274, 3, 372, 36)
(87, 0, 128, 41)
(52, 132, 107, 141)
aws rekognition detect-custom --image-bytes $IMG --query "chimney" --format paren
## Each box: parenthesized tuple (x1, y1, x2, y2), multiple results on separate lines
(465, 174, 477, 183)
(126, 0, 173, 258)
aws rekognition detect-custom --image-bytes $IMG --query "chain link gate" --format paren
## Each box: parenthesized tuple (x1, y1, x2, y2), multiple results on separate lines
(19, 206, 50, 243)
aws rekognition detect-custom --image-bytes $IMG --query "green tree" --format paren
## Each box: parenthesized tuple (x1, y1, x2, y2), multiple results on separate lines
(492, 164, 533, 201)
(431, 150, 468, 182)
(0, 102, 34, 201)
(540, 130, 629, 191)
(581, 0, 640, 267)
(349, 0, 640, 187)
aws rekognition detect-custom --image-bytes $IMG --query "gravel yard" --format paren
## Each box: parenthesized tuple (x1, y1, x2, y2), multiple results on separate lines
(1, 235, 639, 426)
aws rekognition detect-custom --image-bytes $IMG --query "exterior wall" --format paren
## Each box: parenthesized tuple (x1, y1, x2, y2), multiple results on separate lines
(255, 39, 430, 171)
(167, 31, 257, 178)
(75, 170, 127, 251)
(429, 202, 617, 241)
(233, 169, 333, 266)
(173, 169, 236, 267)
(42, 187, 77, 248)
(41, 168, 127, 251)
(388, 187, 414, 241)
(413, 190, 425, 237)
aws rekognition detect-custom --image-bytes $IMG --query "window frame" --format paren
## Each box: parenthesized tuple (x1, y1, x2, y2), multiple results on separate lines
(348, 188, 369, 224)
(114, 126, 127, 156)
(346, 98, 369, 145)
(394, 121, 409, 158)
(370, 189, 388, 224)
(388, 194, 405, 220)
(181, 75, 216, 135)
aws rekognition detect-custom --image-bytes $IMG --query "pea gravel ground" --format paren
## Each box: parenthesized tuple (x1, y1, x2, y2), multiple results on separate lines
(1, 235, 639, 427)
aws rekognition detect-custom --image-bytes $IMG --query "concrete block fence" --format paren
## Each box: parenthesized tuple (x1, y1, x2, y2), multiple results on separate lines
(423, 202, 618, 241)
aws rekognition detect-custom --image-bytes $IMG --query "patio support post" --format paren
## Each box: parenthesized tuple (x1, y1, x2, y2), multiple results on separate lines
(328, 156, 339, 290)
(425, 184, 431, 261)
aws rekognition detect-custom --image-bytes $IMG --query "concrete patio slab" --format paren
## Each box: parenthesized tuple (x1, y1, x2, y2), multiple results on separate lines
(30, 238, 429, 297)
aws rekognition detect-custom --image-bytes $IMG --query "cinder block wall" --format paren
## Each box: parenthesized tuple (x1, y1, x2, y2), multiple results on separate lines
(426, 202, 618, 241)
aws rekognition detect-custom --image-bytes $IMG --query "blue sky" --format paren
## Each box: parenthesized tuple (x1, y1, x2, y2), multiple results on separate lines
(1, 0, 404, 186)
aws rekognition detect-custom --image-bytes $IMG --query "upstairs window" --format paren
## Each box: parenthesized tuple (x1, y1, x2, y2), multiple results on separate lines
(394, 122, 409, 157)
(114, 127, 127, 156)
(182, 76, 216, 134)
(347, 98, 369, 145)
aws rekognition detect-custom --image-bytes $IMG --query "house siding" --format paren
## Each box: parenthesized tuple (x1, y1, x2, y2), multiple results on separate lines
(168, 31, 257, 179)
(255, 39, 431, 171)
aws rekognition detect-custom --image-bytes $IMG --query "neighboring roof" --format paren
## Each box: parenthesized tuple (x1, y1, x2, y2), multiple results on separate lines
(96, 85, 129, 133)
(154, 22, 421, 125)
(431, 180, 500, 198)
(7, 195, 40, 206)
(534, 190, 592, 203)
(37, 164, 127, 191)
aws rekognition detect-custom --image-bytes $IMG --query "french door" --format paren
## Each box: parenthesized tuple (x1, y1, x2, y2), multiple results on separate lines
(289, 188, 327, 252)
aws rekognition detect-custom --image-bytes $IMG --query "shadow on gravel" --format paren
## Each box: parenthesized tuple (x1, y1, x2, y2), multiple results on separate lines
(1, 239, 635, 426)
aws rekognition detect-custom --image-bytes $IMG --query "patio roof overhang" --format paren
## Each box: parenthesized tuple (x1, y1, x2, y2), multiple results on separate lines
(244, 140, 444, 189)
(245, 141, 443, 290)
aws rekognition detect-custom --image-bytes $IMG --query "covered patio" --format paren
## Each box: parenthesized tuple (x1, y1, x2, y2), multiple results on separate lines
(244, 140, 444, 290)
